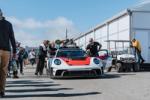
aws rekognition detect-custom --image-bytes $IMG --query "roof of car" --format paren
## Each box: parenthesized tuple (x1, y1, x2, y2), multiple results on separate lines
(58, 47, 82, 51)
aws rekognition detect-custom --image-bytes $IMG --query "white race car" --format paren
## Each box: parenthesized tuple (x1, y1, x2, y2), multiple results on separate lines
(47, 47, 103, 78)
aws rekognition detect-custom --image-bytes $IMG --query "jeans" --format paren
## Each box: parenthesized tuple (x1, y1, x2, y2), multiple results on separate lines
(18, 59, 23, 74)
(134, 48, 144, 64)
(36, 58, 45, 75)
(30, 58, 35, 66)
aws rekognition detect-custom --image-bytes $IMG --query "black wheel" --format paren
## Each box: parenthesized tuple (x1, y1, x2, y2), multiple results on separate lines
(116, 63, 123, 72)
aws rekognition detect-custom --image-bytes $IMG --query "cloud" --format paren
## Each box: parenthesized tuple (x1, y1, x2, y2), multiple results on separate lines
(136, 0, 150, 6)
(139, 0, 150, 4)
(7, 17, 79, 47)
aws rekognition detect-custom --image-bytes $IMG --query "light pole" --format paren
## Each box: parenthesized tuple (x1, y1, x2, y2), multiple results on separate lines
(66, 28, 68, 40)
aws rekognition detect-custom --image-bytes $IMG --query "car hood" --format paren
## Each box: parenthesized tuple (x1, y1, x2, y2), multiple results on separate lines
(60, 57, 91, 66)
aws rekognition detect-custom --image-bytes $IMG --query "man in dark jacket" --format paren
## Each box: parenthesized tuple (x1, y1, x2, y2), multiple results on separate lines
(0, 9, 16, 97)
(49, 42, 57, 57)
(35, 40, 49, 75)
(18, 47, 27, 75)
(86, 38, 102, 57)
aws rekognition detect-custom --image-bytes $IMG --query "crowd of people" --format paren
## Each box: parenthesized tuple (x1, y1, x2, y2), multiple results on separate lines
(7, 38, 79, 78)
(7, 42, 28, 78)
(34, 39, 75, 76)
(6, 37, 145, 79)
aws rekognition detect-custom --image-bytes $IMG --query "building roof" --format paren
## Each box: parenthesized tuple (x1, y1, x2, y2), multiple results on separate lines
(74, 2, 150, 41)
(131, 1, 150, 11)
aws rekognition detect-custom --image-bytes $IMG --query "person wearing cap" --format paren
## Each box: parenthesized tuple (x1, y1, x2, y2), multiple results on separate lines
(86, 38, 102, 57)
(0, 9, 16, 97)
(131, 38, 145, 64)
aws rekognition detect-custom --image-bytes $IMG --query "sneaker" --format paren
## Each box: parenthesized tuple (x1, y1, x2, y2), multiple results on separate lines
(7, 74, 11, 78)
(21, 73, 24, 75)
(0, 91, 5, 98)
(141, 60, 145, 64)
(35, 73, 38, 75)
(13, 76, 19, 79)
(39, 72, 43, 76)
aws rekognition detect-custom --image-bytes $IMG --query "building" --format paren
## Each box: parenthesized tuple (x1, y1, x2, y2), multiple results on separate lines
(74, 2, 150, 63)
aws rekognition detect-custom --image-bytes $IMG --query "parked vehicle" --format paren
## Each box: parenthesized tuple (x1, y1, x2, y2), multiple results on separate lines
(47, 45, 103, 79)
(98, 49, 113, 70)
(104, 40, 139, 72)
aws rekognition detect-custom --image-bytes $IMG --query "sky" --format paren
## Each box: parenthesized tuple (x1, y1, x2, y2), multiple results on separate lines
(0, 0, 148, 47)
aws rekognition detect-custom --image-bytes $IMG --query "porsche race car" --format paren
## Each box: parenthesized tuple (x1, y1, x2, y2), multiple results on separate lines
(47, 47, 103, 78)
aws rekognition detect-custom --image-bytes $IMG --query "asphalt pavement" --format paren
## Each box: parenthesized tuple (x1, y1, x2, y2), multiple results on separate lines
(3, 64, 150, 100)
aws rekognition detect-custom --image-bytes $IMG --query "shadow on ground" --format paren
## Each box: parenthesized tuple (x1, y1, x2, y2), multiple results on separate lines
(6, 84, 60, 88)
(5, 92, 101, 98)
(6, 87, 73, 93)
(59, 72, 137, 80)
(6, 80, 71, 92)
(101, 72, 136, 79)
(6, 80, 53, 84)
(5, 80, 101, 98)
(6, 80, 60, 88)
(56, 74, 121, 80)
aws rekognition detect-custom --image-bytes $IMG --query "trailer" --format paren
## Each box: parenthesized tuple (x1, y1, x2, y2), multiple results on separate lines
(74, 2, 150, 70)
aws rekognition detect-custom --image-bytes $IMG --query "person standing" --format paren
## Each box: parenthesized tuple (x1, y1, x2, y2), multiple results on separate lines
(86, 38, 102, 57)
(35, 40, 49, 75)
(29, 49, 36, 66)
(0, 9, 16, 97)
(7, 53, 19, 79)
(16, 42, 21, 69)
(18, 47, 26, 75)
(131, 38, 145, 64)
(12, 56, 19, 78)
(49, 42, 57, 57)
